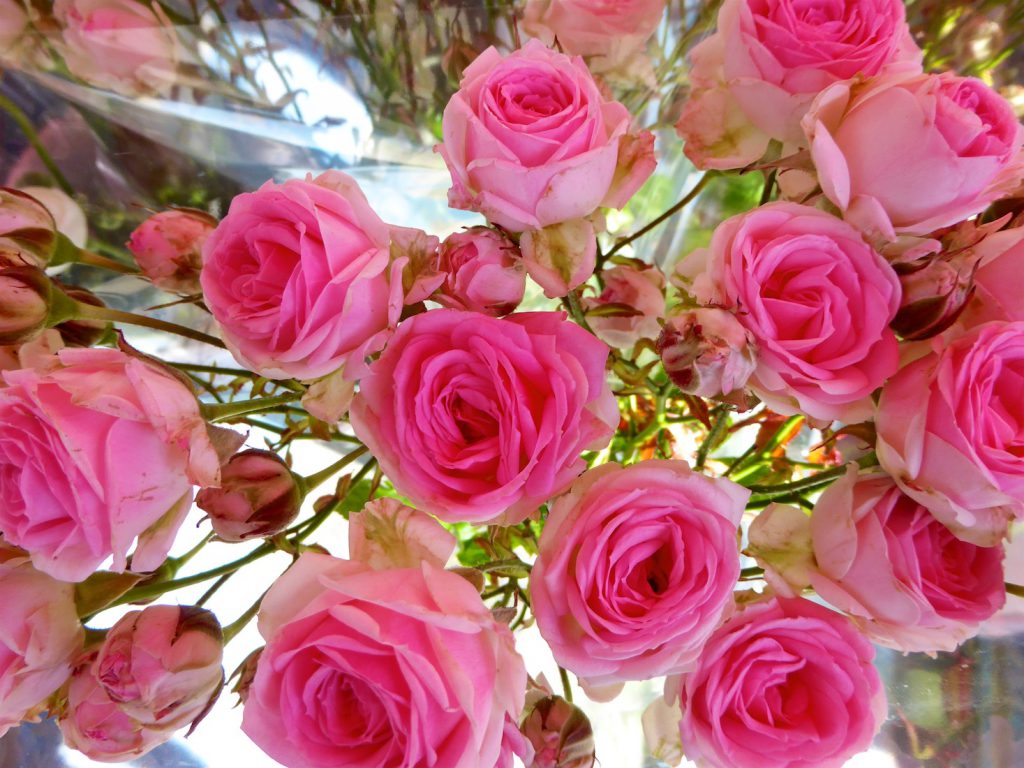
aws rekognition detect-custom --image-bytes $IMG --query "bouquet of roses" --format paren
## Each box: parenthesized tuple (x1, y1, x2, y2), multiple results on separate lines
(1, 1, 1023, 767)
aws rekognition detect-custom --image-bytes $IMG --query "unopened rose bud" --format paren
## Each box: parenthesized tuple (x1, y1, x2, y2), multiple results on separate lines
(196, 449, 302, 542)
(582, 263, 664, 348)
(0, 267, 50, 345)
(127, 209, 216, 294)
(53, 283, 110, 347)
(892, 255, 976, 340)
(435, 227, 525, 316)
(0, 187, 57, 267)
(521, 219, 597, 299)
(657, 308, 757, 399)
(521, 696, 596, 768)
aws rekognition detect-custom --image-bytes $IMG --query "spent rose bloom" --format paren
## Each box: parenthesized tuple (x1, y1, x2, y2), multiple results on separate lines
(521, 0, 665, 60)
(0, 346, 232, 581)
(657, 308, 757, 400)
(200, 171, 405, 381)
(531, 461, 749, 687)
(435, 227, 526, 316)
(680, 202, 900, 422)
(957, 227, 1024, 330)
(242, 552, 528, 768)
(809, 468, 1006, 653)
(805, 72, 1024, 239)
(350, 309, 617, 524)
(582, 263, 665, 349)
(348, 498, 456, 571)
(437, 39, 656, 232)
(876, 321, 1024, 546)
(128, 209, 216, 294)
(54, 0, 180, 96)
(0, 545, 84, 736)
(677, 0, 921, 169)
(677, 597, 886, 768)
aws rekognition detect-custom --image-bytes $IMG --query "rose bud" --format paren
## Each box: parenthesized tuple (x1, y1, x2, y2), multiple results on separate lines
(19, 186, 89, 248)
(196, 449, 302, 542)
(53, 283, 111, 347)
(435, 227, 526, 317)
(0, 268, 50, 346)
(0, 187, 57, 267)
(521, 696, 596, 768)
(891, 252, 977, 340)
(582, 263, 664, 349)
(657, 308, 757, 400)
(127, 209, 216, 294)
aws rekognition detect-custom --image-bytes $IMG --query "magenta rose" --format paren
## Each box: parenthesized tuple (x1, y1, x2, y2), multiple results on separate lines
(876, 320, 1024, 546)
(201, 171, 405, 381)
(0, 347, 230, 581)
(435, 227, 526, 317)
(437, 39, 656, 232)
(677, 596, 886, 768)
(54, 0, 180, 96)
(676, 0, 920, 168)
(350, 309, 617, 524)
(128, 209, 215, 294)
(681, 202, 900, 422)
(809, 468, 1005, 652)
(241, 553, 529, 768)
(582, 263, 665, 349)
(521, 0, 666, 60)
(0, 545, 83, 736)
(531, 461, 748, 687)
(805, 72, 1024, 238)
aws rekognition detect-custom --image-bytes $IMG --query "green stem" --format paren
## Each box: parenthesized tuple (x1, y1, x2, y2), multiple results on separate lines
(222, 591, 268, 644)
(77, 249, 139, 274)
(299, 446, 369, 494)
(169, 363, 257, 377)
(695, 406, 731, 470)
(0, 91, 74, 195)
(1006, 582, 1024, 599)
(607, 172, 716, 257)
(562, 291, 595, 335)
(195, 573, 233, 608)
(202, 393, 299, 423)
(559, 666, 574, 704)
(746, 456, 875, 504)
(74, 302, 226, 349)
(726, 415, 804, 479)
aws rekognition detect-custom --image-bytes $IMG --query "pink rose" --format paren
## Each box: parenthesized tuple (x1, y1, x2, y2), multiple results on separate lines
(681, 202, 900, 422)
(348, 498, 456, 571)
(437, 39, 656, 232)
(808, 468, 1005, 652)
(0, 187, 57, 267)
(54, 0, 180, 96)
(676, 0, 920, 168)
(531, 461, 748, 686)
(805, 73, 1024, 238)
(876, 321, 1024, 546)
(958, 227, 1024, 330)
(521, 0, 665, 59)
(677, 597, 886, 768)
(0, 1, 28, 59)
(0, 346, 231, 581)
(350, 309, 617, 524)
(582, 263, 664, 349)
(200, 171, 405, 381)
(434, 227, 525, 316)
(0, 264, 51, 346)
(0, 545, 83, 736)
(128, 209, 215, 294)
(242, 552, 528, 768)
(657, 308, 757, 400)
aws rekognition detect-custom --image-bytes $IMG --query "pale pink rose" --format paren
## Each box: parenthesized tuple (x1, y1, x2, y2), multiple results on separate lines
(0, 329, 63, 376)
(196, 449, 301, 542)
(128, 209, 215, 294)
(677, 597, 886, 768)
(876, 321, 1024, 546)
(521, 0, 665, 59)
(200, 171, 405, 381)
(94, 605, 223, 729)
(435, 227, 525, 316)
(437, 39, 656, 232)
(19, 187, 88, 249)
(348, 498, 456, 570)
(808, 468, 1005, 652)
(242, 552, 528, 768)
(520, 218, 598, 298)
(657, 308, 757, 400)
(582, 263, 664, 348)
(0, 187, 57, 267)
(805, 73, 1024, 238)
(682, 202, 900, 422)
(532, 461, 748, 686)
(0, 1, 28, 59)
(54, 0, 180, 96)
(957, 227, 1024, 330)
(351, 309, 617, 524)
(0, 545, 84, 736)
(0, 347, 230, 581)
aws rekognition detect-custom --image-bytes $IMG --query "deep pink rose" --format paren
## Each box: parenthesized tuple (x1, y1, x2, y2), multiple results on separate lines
(128, 209, 215, 294)
(521, 0, 665, 59)
(350, 309, 617, 524)
(0, 347, 229, 581)
(677, 0, 920, 168)
(810, 468, 1005, 652)
(805, 73, 1024, 238)
(957, 227, 1024, 330)
(54, 0, 180, 96)
(681, 202, 900, 422)
(582, 263, 665, 349)
(0, 545, 83, 736)
(435, 227, 525, 316)
(677, 597, 886, 768)
(876, 321, 1024, 546)
(531, 461, 748, 687)
(242, 553, 529, 768)
(437, 39, 656, 232)
(200, 171, 405, 380)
